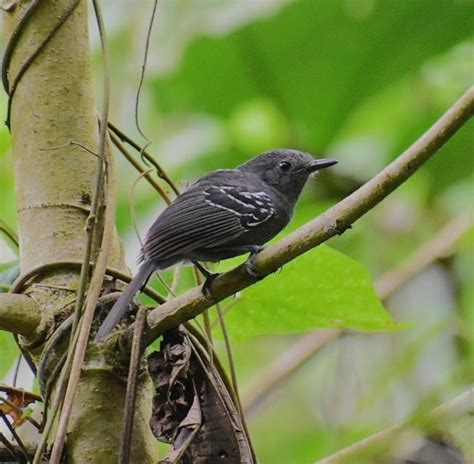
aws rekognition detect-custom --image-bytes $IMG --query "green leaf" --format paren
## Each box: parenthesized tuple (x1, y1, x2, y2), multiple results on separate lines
(222, 245, 394, 340)
(0, 331, 20, 379)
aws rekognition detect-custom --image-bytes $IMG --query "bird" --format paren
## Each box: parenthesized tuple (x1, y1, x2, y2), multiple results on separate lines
(95, 149, 337, 341)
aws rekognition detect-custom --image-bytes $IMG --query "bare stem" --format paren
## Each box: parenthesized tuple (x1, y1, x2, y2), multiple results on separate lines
(118, 308, 147, 464)
(376, 211, 472, 298)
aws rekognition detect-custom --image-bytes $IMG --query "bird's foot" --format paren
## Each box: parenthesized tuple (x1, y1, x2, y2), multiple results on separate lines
(244, 246, 264, 279)
(193, 261, 219, 299)
(202, 272, 219, 300)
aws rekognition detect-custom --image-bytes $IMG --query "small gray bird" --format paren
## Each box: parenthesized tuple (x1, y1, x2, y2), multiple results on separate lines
(95, 149, 336, 340)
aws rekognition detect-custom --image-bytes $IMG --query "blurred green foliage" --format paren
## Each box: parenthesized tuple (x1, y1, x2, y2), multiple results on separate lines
(1, 0, 473, 462)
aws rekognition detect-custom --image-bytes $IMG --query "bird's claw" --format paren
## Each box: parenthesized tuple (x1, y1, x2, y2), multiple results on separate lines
(244, 260, 260, 279)
(245, 246, 264, 280)
(201, 272, 219, 300)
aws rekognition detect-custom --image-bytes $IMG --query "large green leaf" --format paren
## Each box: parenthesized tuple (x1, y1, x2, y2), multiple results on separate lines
(221, 245, 394, 340)
(152, 0, 474, 148)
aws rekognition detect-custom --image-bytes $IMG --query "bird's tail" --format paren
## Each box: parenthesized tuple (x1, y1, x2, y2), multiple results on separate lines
(95, 261, 155, 341)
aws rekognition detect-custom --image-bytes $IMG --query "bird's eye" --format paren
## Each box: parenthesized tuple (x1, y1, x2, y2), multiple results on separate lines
(279, 161, 291, 172)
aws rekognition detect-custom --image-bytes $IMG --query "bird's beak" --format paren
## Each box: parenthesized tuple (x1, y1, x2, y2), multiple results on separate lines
(308, 158, 338, 172)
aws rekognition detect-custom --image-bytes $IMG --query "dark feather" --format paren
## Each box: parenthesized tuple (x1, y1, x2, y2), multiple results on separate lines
(140, 181, 275, 264)
(140, 187, 247, 264)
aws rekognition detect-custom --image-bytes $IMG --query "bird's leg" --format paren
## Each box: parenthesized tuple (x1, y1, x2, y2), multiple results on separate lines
(193, 261, 219, 299)
(244, 245, 264, 279)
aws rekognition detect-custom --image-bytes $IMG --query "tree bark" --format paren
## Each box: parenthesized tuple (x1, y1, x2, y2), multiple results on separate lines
(2, 1, 156, 462)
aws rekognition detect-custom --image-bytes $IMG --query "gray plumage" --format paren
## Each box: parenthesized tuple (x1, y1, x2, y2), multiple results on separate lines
(95, 149, 337, 341)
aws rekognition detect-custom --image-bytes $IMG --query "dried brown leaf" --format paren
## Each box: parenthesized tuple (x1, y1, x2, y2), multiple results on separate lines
(148, 327, 254, 464)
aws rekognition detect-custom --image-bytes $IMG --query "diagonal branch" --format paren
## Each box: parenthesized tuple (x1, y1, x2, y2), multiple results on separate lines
(314, 387, 473, 463)
(137, 86, 473, 346)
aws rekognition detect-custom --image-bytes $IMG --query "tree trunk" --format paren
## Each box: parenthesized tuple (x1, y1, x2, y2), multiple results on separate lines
(2, 1, 157, 461)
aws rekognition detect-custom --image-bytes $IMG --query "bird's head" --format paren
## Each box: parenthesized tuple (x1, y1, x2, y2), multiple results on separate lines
(238, 149, 337, 204)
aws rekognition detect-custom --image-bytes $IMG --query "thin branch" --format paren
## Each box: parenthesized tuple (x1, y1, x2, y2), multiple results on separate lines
(33, 320, 82, 464)
(0, 410, 31, 462)
(134, 0, 158, 142)
(314, 387, 474, 464)
(215, 302, 248, 432)
(118, 307, 147, 464)
(0, 432, 23, 462)
(39, 139, 99, 158)
(0, 397, 41, 429)
(1, 0, 42, 93)
(0, 219, 19, 249)
(243, 329, 340, 415)
(140, 86, 474, 346)
(242, 211, 472, 413)
(9, 260, 166, 304)
(376, 211, 472, 298)
(107, 121, 180, 196)
(12, 356, 21, 386)
(4, 0, 81, 128)
(110, 131, 171, 204)
(0, 385, 42, 402)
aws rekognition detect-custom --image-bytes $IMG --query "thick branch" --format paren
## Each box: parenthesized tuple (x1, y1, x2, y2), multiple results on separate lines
(0, 294, 40, 335)
(141, 86, 474, 345)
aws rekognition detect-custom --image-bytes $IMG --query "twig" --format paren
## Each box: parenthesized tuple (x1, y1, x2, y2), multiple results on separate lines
(1, 0, 42, 93)
(107, 121, 179, 196)
(0, 219, 19, 248)
(110, 131, 171, 204)
(134, 0, 158, 142)
(140, 86, 474, 345)
(0, 385, 41, 402)
(242, 211, 472, 414)
(0, 410, 31, 462)
(215, 302, 251, 434)
(0, 397, 41, 430)
(5, 0, 81, 128)
(314, 387, 474, 464)
(36, 312, 74, 397)
(376, 211, 472, 298)
(0, 432, 22, 462)
(184, 323, 239, 408)
(118, 308, 147, 464)
(192, 267, 213, 345)
(9, 260, 166, 304)
(32, 323, 82, 464)
(243, 329, 340, 415)
(12, 356, 21, 386)
(168, 266, 181, 297)
(129, 168, 154, 250)
(39, 140, 98, 158)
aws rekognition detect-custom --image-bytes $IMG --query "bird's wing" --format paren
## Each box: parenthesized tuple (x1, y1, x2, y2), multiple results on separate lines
(140, 184, 275, 262)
